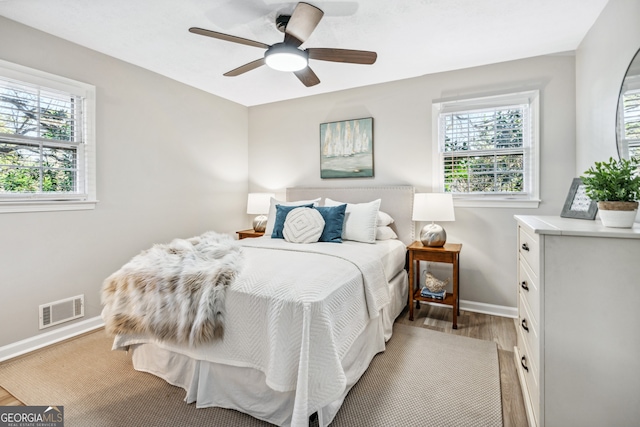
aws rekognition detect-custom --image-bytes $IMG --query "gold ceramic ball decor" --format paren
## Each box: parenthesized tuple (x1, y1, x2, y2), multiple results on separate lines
(420, 223, 447, 247)
(252, 215, 267, 232)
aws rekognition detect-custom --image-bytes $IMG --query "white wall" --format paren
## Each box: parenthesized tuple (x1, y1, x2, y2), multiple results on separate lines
(0, 17, 249, 347)
(2, 2, 613, 347)
(249, 55, 576, 309)
(576, 0, 640, 173)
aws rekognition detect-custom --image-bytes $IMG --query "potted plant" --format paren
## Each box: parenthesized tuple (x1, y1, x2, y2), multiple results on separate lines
(580, 157, 640, 228)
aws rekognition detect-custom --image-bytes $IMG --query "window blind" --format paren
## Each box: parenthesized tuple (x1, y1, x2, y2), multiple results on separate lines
(440, 104, 528, 194)
(0, 76, 85, 199)
(622, 89, 640, 159)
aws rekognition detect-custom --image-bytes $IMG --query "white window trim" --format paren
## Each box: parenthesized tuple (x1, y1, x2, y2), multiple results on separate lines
(0, 59, 97, 213)
(431, 90, 540, 208)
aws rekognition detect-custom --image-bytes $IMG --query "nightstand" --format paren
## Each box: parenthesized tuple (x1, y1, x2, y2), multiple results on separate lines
(407, 241, 462, 328)
(236, 229, 264, 239)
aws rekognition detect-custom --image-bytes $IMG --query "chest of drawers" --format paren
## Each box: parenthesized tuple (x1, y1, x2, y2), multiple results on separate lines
(515, 222, 541, 426)
(514, 215, 640, 427)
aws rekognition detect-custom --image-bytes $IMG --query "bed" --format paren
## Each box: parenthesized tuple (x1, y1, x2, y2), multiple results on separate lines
(103, 186, 414, 427)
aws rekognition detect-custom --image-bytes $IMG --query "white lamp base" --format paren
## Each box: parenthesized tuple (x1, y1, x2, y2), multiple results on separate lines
(253, 215, 267, 232)
(420, 223, 447, 247)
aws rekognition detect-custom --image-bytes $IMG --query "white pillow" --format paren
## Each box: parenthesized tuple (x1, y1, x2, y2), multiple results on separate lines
(377, 211, 394, 226)
(283, 208, 325, 244)
(376, 226, 398, 240)
(265, 197, 321, 236)
(324, 198, 381, 243)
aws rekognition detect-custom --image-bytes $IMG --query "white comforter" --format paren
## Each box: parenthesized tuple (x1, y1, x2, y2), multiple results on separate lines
(112, 237, 405, 426)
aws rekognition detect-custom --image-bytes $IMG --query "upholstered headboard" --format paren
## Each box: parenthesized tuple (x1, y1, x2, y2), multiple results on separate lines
(286, 186, 415, 245)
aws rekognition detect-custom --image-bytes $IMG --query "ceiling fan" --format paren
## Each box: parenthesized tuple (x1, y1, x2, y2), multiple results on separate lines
(188, 2, 377, 87)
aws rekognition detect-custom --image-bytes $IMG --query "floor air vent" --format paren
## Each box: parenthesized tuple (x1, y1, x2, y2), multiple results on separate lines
(39, 294, 84, 329)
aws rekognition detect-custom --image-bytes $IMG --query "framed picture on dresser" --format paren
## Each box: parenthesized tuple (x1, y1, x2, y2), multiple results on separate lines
(560, 177, 598, 219)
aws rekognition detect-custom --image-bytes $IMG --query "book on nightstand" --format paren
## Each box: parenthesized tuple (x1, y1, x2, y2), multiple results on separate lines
(420, 287, 446, 300)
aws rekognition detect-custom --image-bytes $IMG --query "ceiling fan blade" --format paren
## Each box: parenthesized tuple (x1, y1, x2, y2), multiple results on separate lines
(223, 58, 266, 76)
(189, 27, 270, 49)
(307, 48, 377, 64)
(294, 66, 320, 87)
(284, 2, 324, 47)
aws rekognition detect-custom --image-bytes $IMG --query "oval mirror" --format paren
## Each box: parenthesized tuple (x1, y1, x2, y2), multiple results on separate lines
(616, 47, 640, 159)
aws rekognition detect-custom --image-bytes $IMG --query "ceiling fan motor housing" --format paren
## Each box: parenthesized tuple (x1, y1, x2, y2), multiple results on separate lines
(276, 15, 290, 33)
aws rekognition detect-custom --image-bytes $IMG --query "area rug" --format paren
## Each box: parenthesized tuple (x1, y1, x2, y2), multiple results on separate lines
(0, 324, 502, 427)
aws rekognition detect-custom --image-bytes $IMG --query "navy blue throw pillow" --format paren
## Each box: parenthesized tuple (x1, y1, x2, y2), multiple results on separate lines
(314, 204, 347, 243)
(271, 204, 314, 238)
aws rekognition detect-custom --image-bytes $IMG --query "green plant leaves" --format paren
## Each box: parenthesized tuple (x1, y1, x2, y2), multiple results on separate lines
(580, 157, 640, 202)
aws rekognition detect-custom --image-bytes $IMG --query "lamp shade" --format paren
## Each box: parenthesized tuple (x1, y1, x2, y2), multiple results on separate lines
(247, 193, 274, 214)
(412, 193, 455, 222)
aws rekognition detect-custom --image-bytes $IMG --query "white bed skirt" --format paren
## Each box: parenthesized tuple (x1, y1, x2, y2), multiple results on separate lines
(129, 270, 408, 427)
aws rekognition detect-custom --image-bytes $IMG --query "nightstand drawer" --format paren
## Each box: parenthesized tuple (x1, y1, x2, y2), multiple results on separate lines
(518, 226, 539, 274)
(519, 293, 539, 367)
(518, 259, 540, 321)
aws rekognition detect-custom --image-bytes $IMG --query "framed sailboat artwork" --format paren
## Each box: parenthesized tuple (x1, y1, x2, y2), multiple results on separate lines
(320, 117, 374, 179)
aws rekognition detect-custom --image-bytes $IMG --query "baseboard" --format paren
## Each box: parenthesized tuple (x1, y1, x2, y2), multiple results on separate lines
(0, 316, 104, 363)
(460, 300, 517, 318)
(419, 299, 517, 318)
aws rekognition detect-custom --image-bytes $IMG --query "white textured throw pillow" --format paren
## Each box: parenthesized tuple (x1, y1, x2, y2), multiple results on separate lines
(264, 197, 321, 236)
(377, 211, 395, 226)
(376, 226, 398, 240)
(283, 208, 325, 243)
(324, 198, 381, 243)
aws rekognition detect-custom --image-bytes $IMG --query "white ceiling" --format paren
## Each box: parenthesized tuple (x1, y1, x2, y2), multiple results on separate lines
(0, 0, 609, 107)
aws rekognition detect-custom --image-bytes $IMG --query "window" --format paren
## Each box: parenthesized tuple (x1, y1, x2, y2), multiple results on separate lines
(0, 59, 96, 213)
(618, 75, 640, 159)
(432, 90, 539, 208)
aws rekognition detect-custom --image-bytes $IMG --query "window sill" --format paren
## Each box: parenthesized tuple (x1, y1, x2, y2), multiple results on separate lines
(0, 200, 98, 213)
(453, 198, 540, 209)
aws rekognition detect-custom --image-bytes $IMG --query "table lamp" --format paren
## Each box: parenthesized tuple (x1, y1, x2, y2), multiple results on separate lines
(247, 192, 274, 232)
(412, 193, 455, 247)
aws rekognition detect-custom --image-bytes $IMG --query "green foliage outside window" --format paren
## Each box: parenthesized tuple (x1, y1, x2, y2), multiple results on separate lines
(443, 108, 525, 193)
(0, 88, 77, 194)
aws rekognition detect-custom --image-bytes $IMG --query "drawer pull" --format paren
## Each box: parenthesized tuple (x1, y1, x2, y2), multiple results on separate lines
(521, 243, 530, 252)
(521, 318, 529, 333)
(521, 281, 529, 291)
(521, 356, 529, 372)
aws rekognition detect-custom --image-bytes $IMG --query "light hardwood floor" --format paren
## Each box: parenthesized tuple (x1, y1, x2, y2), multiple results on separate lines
(1, 305, 528, 426)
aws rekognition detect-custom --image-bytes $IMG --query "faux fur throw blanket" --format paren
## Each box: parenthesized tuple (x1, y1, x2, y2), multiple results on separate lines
(101, 231, 244, 346)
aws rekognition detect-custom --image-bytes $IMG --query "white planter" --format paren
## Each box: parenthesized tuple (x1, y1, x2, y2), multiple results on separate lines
(597, 201, 639, 228)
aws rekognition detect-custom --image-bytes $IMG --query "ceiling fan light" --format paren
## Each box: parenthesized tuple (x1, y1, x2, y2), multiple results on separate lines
(265, 44, 308, 72)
